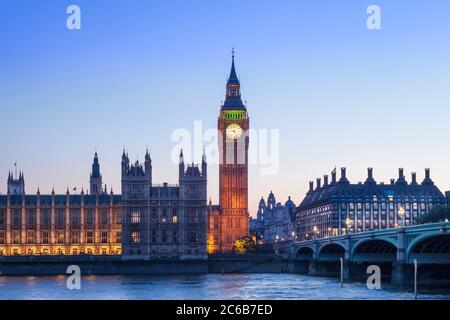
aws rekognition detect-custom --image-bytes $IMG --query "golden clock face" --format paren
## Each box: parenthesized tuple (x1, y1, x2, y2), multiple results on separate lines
(226, 123, 243, 140)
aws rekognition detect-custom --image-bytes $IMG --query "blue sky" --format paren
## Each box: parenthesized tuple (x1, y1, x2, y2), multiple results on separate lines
(1, 0, 450, 215)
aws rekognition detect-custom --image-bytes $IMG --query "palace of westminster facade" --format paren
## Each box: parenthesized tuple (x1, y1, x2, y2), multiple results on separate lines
(0, 55, 250, 257)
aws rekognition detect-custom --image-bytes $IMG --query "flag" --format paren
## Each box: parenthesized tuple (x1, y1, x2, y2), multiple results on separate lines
(73, 187, 77, 191)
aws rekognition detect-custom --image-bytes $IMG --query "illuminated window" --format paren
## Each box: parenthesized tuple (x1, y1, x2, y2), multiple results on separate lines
(12, 231, 20, 244)
(131, 211, 141, 224)
(71, 231, 79, 243)
(101, 231, 108, 244)
(27, 231, 35, 244)
(131, 231, 140, 243)
(172, 215, 178, 224)
(115, 231, 122, 243)
(87, 231, 93, 244)
(57, 231, 65, 244)
(42, 231, 49, 244)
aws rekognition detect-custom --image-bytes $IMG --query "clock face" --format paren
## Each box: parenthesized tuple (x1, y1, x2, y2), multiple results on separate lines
(226, 123, 243, 140)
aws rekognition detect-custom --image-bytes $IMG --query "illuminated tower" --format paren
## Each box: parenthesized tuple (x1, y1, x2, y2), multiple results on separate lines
(217, 50, 249, 252)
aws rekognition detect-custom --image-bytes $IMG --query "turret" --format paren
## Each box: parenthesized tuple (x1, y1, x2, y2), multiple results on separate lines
(90, 152, 103, 195)
(202, 149, 207, 178)
(179, 149, 185, 178)
(144, 148, 152, 184)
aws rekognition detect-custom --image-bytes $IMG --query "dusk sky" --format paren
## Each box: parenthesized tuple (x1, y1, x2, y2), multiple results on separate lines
(1, 0, 450, 216)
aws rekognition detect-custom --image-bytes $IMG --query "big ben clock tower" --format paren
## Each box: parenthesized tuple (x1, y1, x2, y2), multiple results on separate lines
(217, 51, 249, 252)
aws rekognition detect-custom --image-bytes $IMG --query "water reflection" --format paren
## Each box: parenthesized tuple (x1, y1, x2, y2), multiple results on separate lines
(0, 274, 448, 300)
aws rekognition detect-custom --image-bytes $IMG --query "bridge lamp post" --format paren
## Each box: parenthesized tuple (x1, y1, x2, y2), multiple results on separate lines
(313, 226, 318, 239)
(346, 218, 352, 235)
(398, 207, 405, 227)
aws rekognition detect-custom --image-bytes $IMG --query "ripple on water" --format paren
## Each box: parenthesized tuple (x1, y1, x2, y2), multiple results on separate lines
(0, 274, 448, 300)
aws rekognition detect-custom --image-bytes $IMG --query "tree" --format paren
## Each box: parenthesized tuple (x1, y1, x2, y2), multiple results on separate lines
(233, 236, 256, 254)
(418, 206, 450, 224)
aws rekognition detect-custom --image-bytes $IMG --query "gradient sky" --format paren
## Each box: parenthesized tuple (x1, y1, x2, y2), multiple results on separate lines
(1, 0, 450, 216)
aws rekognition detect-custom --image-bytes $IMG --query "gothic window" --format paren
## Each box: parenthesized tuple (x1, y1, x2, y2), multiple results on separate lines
(71, 209, 80, 226)
(131, 231, 140, 243)
(13, 209, 21, 228)
(57, 209, 65, 228)
(86, 231, 93, 244)
(115, 231, 122, 243)
(28, 209, 36, 228)
(86, 209, 94, 226)
(189, 231, 197, 243)
(42, 231, 49, 244)
(173, 230, 178, 243)
(57, 231, 65, 244)
(131, 211, 141, 224)
(12, 231, 20, 244)
(0, 210, 5, 226)
(101, 210, 108, 225)
(101, 231, 108, 244)
(0, 231, 4, 244)
(27, 231, 35, 244)
(42, 209, 51, 228)
(71, 231, 79, 243)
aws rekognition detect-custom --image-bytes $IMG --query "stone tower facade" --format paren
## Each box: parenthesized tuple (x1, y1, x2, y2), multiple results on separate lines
(121, 149, 207, 259)
(7, 170, 25, 195)
(215, 52, 250, 252)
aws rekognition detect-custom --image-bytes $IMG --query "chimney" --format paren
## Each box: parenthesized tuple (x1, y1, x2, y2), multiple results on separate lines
(411, 172, 417, 184)
(368, 168, 373, 180)
(309, 181, 314, 193)
(331, 170, 337, 184)
(316, 178, 321, 189)
(390, 179, 395, 185)
(323, 175, 329, 187)
(425, 168, 430, 180)
(398, 168, 404, 179)
(341, 167, 346, 180)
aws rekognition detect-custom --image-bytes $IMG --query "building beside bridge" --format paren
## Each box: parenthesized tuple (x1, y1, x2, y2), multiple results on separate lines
(255, 191, 297, 244)
(296, 167, 448, 241)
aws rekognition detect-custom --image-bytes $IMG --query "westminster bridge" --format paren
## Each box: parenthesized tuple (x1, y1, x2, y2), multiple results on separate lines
(289, 222, 450, 285)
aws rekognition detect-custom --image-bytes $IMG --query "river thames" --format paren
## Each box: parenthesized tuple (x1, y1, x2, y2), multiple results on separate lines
(0, 274, 449, 300)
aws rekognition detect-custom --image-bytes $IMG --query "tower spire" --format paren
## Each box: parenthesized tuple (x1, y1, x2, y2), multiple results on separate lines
(223, 49, 245, 109)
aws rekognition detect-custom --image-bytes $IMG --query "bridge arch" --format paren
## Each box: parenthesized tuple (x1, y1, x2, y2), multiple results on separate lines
(295, 246, 314, 260)
(407, 232, 450, 264)
(318, 243, 345, 261)
(351, 239, 397, 262)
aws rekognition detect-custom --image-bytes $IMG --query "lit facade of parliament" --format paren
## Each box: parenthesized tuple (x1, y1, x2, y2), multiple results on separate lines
(0, 54, 251, 257)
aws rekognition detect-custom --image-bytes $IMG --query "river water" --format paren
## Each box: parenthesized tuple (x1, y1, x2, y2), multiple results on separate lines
(0, 274, 449, 300)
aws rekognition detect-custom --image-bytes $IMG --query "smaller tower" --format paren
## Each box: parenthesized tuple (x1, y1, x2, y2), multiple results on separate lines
(89, 152, 103, 195)
(179, 149, 185, 179)
(202, 149, 207, 179)
(7, 169, 25, 195)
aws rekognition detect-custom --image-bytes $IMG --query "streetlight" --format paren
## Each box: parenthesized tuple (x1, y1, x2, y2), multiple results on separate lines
(398, 207, 405, 227)
(346, 218, 352, 234)
(313, 226, 318, 239)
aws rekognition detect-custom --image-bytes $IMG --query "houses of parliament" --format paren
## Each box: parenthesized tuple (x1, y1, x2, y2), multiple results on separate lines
(0, 55, 250, 257)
